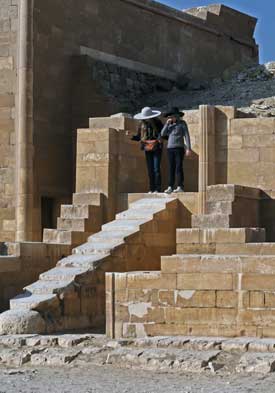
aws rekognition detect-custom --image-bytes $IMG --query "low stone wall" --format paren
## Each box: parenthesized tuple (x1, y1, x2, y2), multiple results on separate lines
(0, 242, 71, 312)
(106, 257, 275, 339)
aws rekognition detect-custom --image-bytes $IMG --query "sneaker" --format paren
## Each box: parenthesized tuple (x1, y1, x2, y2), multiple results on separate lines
(148, 191, 153, 194)
(164, 187, 173, 194)
(174, 186, 184, 193)
(153, 190, 159, 194)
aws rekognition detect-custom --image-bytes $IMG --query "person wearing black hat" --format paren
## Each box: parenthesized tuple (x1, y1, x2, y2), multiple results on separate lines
(161, 107, 191, 193)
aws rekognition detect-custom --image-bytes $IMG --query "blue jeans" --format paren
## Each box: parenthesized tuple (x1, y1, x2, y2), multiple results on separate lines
(145, 150, 162, 192)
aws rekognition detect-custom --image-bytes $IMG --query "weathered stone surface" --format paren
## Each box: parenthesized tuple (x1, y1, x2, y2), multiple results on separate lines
(237, 352, 275, 374)
(31, 349, 81, 366)
(0, 311, 46, 335)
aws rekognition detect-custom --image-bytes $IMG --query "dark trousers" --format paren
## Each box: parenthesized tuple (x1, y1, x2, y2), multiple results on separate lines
(167, 147, 185, 189)
(145, 149, 162, 192)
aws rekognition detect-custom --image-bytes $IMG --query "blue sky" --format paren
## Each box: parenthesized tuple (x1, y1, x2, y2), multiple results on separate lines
(159, 0, 274, 63)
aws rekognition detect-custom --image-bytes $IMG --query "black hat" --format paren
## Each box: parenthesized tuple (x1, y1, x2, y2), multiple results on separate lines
(164, 107, 185, 117)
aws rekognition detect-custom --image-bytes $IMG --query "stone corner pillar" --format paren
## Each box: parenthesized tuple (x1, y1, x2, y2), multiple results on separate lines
(198, 105, 216, 215)
(15, 0, 34, 242)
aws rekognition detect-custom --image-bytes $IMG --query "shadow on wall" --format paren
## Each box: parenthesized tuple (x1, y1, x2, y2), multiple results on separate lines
(261, 192, 275, 242)
(215, 108, 229, 184)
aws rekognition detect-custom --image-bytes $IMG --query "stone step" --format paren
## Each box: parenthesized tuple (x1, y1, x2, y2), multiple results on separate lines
(129, 198, 170, 209)
(43, 229, 89, 245)
(161, 253, 275, 274)
(177, 228, 266, 245)
(10, 293, 58, 311)
(25, 280, 75, 295)
(116, 208, 155, 220)
(73, 241, 123, 255)
(215, 242, 275, 255)
(88, 229, 138, 242)
(192, 214, 231, 229)
(57, 218, 86, 232)
(206, 184, 261, 203)
(176, 241, 275, 256)
(57, 254, 105, 268)
(72, 193, 102, 206)
(60, 205, 91, 220)
(102, 219, 148, 232)
(40, 267, 88, 282)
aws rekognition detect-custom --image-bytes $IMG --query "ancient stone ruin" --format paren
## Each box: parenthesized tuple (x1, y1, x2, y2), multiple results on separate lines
(1, 0, 275, 340)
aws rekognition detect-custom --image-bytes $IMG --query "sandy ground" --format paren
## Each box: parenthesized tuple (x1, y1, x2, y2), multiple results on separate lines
(0, 365, 274, 393)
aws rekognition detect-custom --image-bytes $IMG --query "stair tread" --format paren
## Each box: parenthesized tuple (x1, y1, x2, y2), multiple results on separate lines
(102, 219, 149, 230)
(25, 280, 74, 294)
(88, 230, 137, 242)
(58, 254, 105, 267)
(40, 267, 88, 281)
(73, 241, 121, 255)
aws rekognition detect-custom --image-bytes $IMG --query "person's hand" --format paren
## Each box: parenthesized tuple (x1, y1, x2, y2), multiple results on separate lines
(166, 118, 173, 125)
(185, 149, 192, 157)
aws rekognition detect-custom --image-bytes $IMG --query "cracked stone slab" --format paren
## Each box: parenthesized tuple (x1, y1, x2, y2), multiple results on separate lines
(0, 334, 38, 347)
(106, 347, 221, 372)
(237, 352, 275, 374)
(31, 348, 82, 366)
(57, 334, 94, 348)
(0, 310, 46, 335)
(0, 348, 41, 367)
(221, 338, 253, 352)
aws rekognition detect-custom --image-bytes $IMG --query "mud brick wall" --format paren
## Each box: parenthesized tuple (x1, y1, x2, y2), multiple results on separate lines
(0, 0, 18, 241)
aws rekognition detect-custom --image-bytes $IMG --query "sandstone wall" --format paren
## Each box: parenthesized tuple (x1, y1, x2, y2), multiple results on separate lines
(214, 111, 275, 240)
(0, 1, 259, 241)
(0, 0, 18, 241)
(29, 0, 257, 239)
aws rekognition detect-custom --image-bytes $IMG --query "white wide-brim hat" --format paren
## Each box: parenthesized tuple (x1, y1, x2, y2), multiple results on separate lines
(134, 107, 161, 120)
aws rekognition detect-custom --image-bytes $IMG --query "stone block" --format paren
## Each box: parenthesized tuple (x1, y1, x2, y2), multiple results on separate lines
(175, 290, 216, 308)
(264, 293, 275, 309)
(216, 291, 238, 308)
(176, 229, 200, 244)
(242, 274, 275, 291)
(127, 272, 176, 290)
(165, 307, 237, 324)
(177, 273, 234, 290)
(249, 291, 265, 308)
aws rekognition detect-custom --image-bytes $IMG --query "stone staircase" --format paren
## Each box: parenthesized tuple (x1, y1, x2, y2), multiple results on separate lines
(0, 196, 178, 334)
(43, 193, 103, 247)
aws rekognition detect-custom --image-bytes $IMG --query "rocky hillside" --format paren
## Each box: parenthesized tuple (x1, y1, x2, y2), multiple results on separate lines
(149, 62, 275, 117)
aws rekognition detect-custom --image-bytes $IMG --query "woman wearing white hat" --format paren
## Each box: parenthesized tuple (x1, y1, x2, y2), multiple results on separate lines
(133, 107, 163, 193)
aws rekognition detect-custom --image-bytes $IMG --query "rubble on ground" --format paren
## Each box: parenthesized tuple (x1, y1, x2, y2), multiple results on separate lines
(149, 63, 275, 117)
(1, 334, 275, 374)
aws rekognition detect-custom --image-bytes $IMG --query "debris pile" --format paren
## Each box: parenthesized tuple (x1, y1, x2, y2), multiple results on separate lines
(149, 62, 275, 117)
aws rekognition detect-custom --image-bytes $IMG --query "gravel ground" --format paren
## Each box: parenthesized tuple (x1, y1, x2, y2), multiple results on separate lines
(0, 365, 275, 393)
